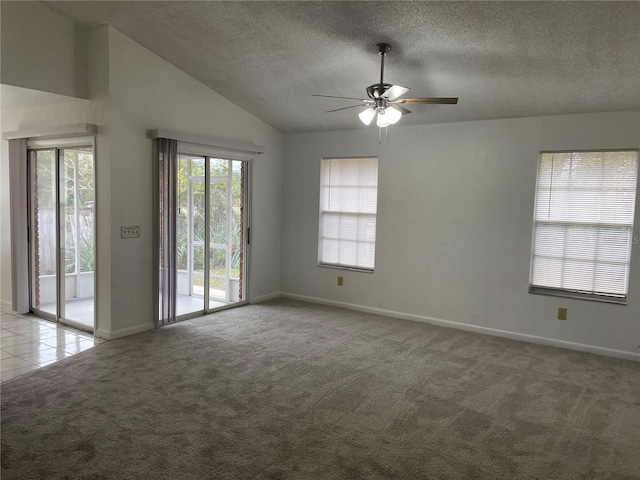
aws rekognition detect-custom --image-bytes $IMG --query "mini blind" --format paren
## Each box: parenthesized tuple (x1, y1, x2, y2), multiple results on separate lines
(319, 157, 378, 270)
(530, 150, 639, 302)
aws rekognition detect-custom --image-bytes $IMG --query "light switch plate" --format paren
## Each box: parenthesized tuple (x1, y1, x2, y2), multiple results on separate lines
(121, 225, 140, 238)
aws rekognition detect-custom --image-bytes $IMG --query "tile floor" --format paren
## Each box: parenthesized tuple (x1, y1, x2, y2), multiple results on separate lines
(0, 310, 105, 383)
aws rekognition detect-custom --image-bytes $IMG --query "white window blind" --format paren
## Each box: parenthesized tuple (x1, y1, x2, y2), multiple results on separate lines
(530, 150, 638, 302)
(319, 157, 378, 270)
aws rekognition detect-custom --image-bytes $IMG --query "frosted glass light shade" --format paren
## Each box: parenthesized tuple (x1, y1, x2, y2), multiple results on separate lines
(376, 109, 390, 127)
(386, 106, 402, 124)
(359, 107, 376, 125)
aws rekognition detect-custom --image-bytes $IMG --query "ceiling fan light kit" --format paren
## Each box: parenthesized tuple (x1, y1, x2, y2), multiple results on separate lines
(358, 107, 376, 126)
(313, 43, 458, 135)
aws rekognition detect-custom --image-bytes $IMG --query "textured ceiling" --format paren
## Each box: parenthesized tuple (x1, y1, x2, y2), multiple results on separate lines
(48, 1, 640, 133)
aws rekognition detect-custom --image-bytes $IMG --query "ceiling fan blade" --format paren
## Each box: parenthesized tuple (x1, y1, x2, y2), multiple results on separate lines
(397, 97, 458, 105)
(390, 104, 412, 115)
(326, 104, 368, 113)
(384, 85, 410, 101)
(313, 94, 369, 101)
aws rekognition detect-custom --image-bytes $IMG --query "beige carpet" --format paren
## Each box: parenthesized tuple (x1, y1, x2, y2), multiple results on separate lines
(2, 299, 639, 479)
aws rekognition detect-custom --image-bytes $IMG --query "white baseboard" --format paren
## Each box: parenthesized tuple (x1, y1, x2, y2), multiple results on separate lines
(250, 292, 281, 304)
(1, 299, 14, 313)
(280, 292, 640, 363)
(95, 322, 154, 340)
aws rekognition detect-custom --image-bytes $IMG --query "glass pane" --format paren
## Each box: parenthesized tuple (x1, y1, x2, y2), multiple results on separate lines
(208, 158, 245, 308)
(532, 151, 638, 296)
(60, 147, 95, 329)
(177, 156, 190, 273)
(192, 177, 206, 248)
(230, 161, 243, 300)
(210, 158, 228, 176)
(176, 155, 205, 316)
(210, 180, 227, 243)
(30, 150, 57, 317)
(192, 244, 205, 296)
(192, 176, 206, 301)
(319, 157, 378, 269)
(63, 154, 76, 275)
(209, 247, 226, 303)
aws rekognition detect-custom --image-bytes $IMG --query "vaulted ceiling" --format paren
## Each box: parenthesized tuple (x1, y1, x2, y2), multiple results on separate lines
(48, 1, 640, 132)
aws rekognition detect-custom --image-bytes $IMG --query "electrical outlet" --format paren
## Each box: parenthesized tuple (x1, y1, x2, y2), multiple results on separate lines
(557, 307, 567, 321)
(337, 276, 344, 286)
(121, 225, 140, 239)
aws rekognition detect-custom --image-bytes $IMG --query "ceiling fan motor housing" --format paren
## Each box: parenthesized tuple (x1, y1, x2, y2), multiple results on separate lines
(366, 83, 394, 100)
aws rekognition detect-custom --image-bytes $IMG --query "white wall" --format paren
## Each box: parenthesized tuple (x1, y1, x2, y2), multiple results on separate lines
(1, 24, 282, 338)
(105, 28, 282, 335)
(0, 27, 111, 331)
(281, 111, 640, 358)
(1, 1, 88, 99)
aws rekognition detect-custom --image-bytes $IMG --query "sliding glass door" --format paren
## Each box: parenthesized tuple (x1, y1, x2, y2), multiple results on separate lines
(209, 159, 244, 308)
(29, 150, 57, 320)
(28, 146, 95, 332)
(175, 154, 248, 318)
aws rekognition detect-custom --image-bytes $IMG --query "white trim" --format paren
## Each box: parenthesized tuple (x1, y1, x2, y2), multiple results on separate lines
(9, 138, 29, 314)
(3, 123, 98, 140)
(178, 142, 255, 162)
(149, 129, 264, 155)
(95, 322, 153, 340)
(280, 292, 640, 362)
(27, 136, 94, 149)
(250, 292, 281, 304)
(1, 300, 14, 313)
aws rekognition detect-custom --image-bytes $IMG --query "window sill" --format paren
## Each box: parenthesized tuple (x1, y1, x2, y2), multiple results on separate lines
(317, 263, 374, 274)
(529, 287, 627, 305)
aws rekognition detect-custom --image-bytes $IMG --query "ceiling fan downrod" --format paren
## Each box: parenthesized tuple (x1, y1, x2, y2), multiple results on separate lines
(377, 43, 391, 85)
(366, 43, 393, 100)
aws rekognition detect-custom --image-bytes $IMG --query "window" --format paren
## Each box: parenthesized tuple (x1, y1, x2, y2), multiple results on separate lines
(529, 150, 639, 303)
(318, 157, 378, 271)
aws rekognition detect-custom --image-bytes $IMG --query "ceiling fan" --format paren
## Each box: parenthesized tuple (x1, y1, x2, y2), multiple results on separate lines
(313, 43, 458, 128)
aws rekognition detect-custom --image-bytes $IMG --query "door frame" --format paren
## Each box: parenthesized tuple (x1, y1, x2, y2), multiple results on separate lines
(26, 139, 97, 333)
(205, 158, 251, 314)
(174, 154, 251, 321)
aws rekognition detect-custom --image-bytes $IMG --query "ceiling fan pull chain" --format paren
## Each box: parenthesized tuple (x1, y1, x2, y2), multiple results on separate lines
(377, 126, 389, 144)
